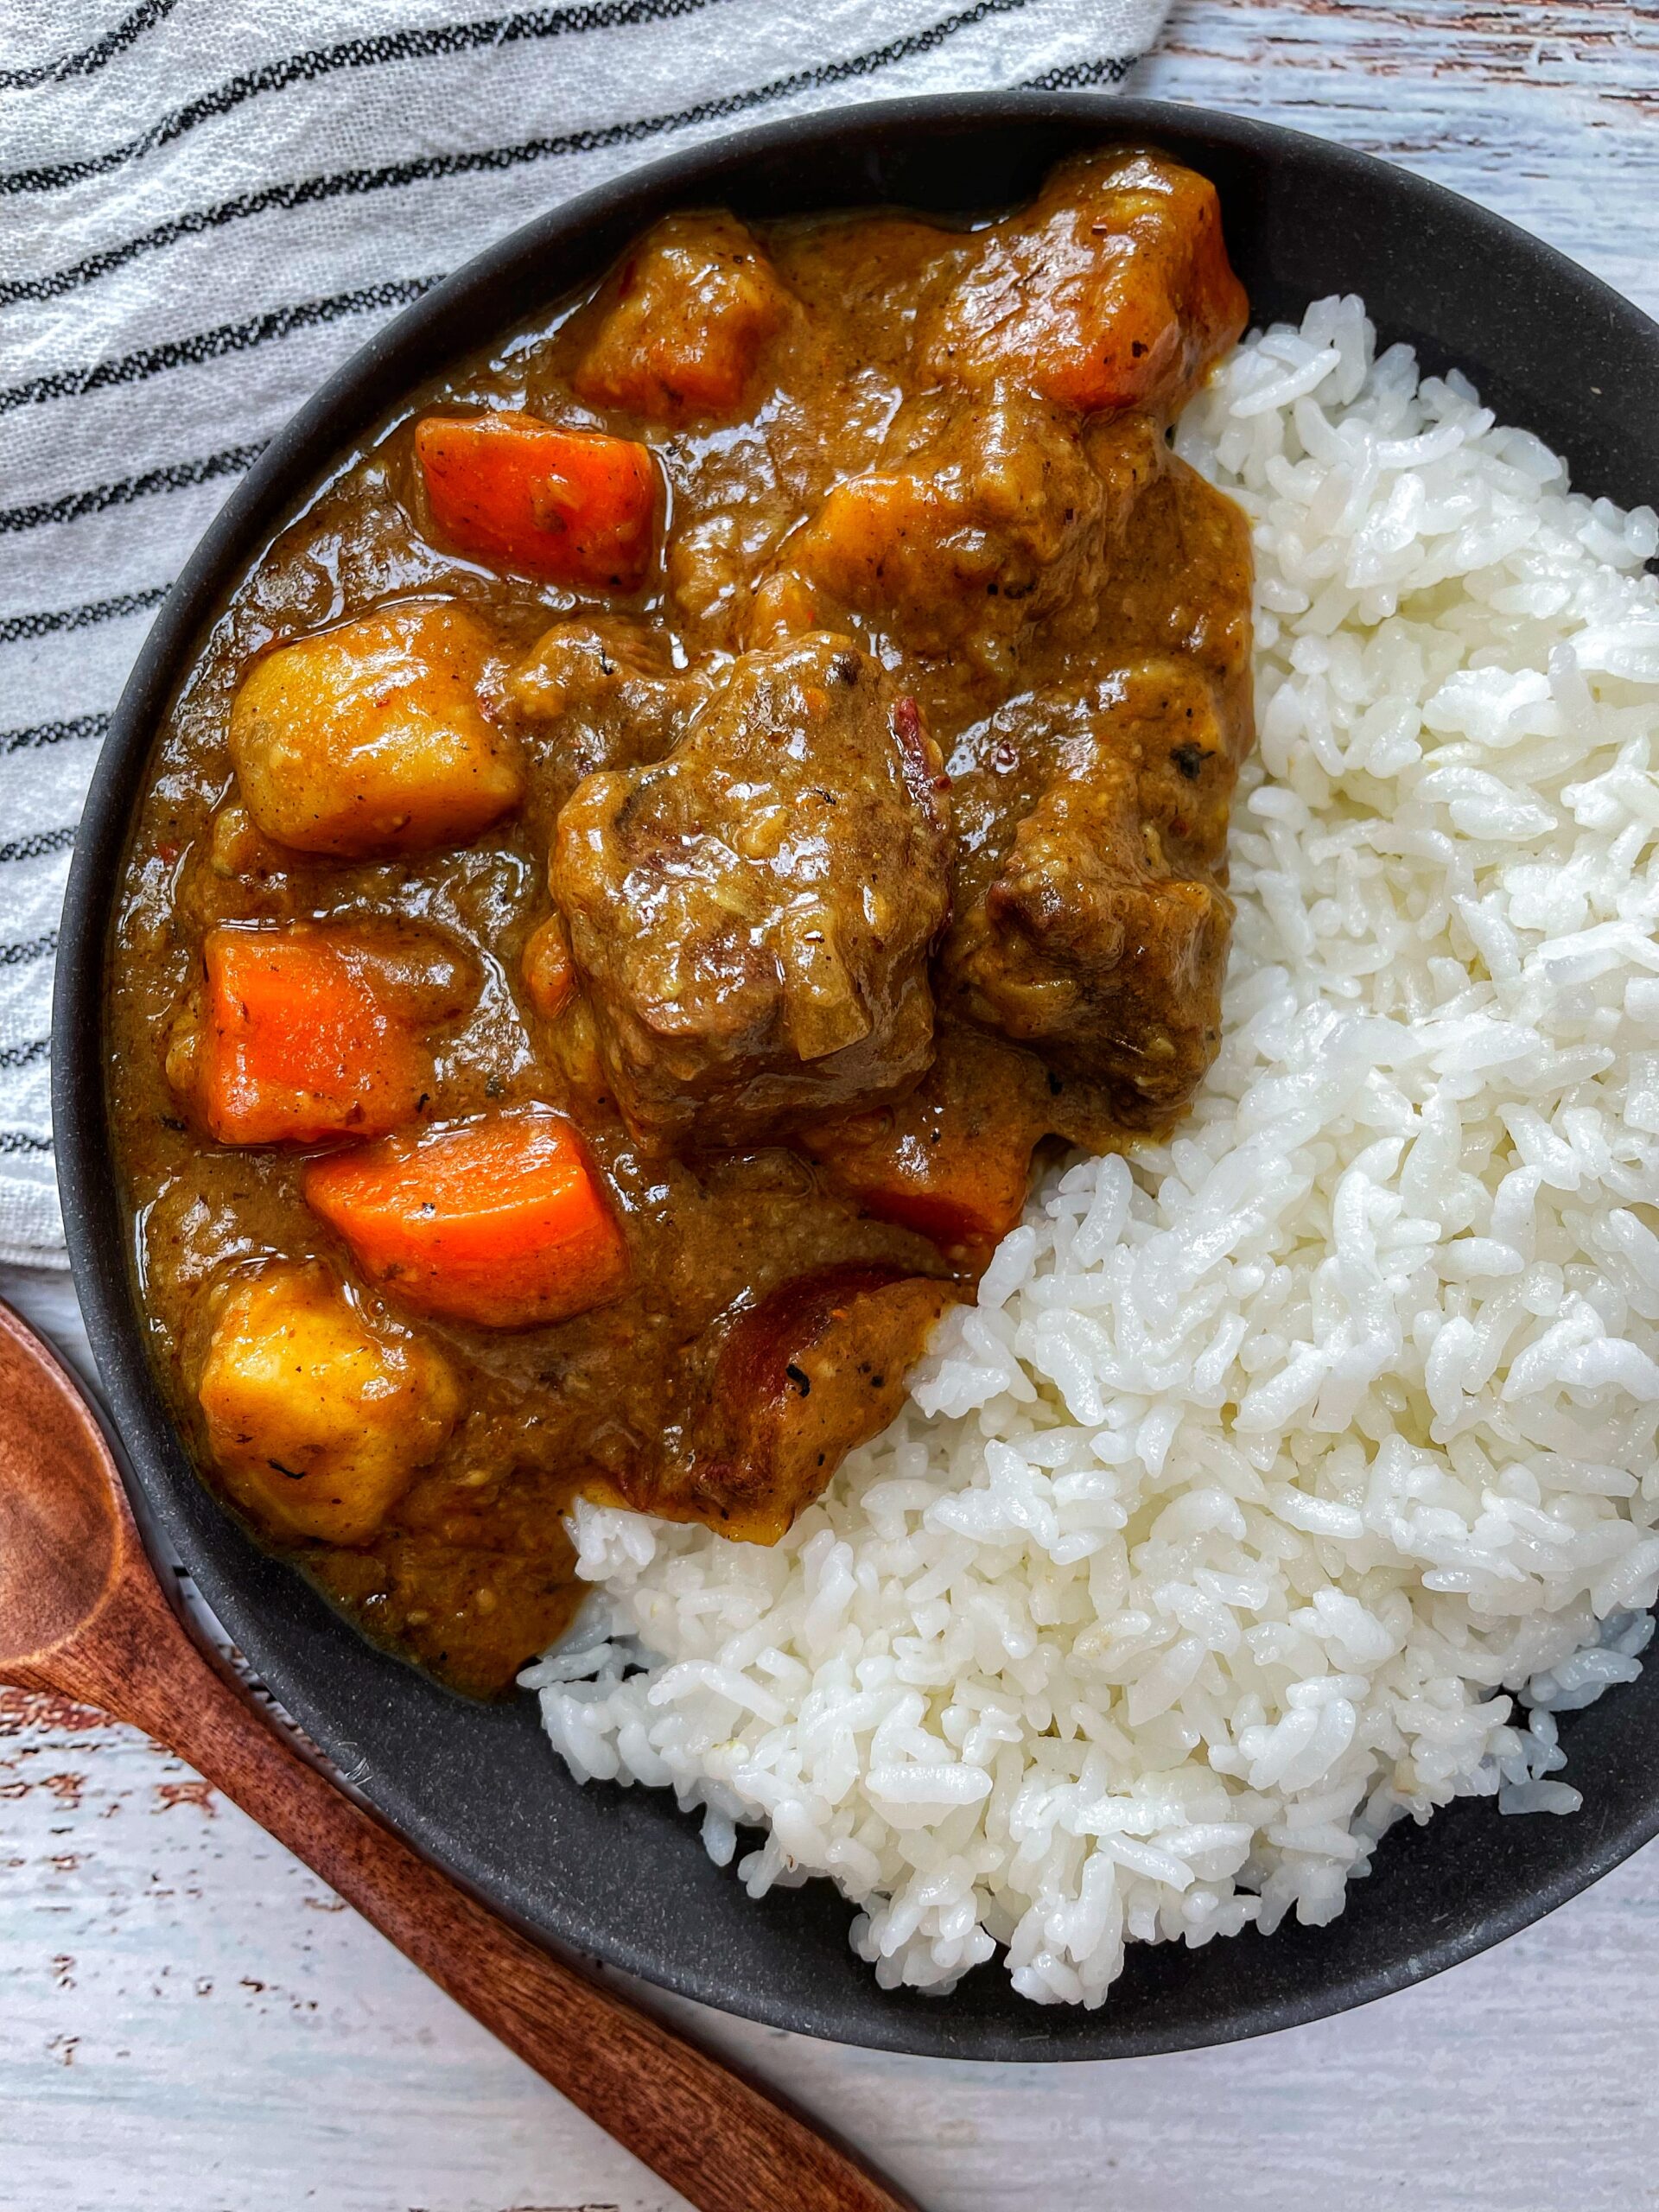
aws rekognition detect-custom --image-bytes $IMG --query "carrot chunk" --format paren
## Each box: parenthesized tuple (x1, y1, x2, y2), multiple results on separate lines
(928, 149, 1248, 417)
(799, 1029, 1045, 1258)
(195, 925, 426, 1147)
(415, 413, 657, 590)
(303, 1104, 629, 1330)
(809, 1117, 1033, 1255)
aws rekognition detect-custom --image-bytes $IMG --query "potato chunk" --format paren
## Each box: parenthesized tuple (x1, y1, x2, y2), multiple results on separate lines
(199, 1263, 460, 1546)
(574, 213, 789, 423)
(228, 603, 523, 857)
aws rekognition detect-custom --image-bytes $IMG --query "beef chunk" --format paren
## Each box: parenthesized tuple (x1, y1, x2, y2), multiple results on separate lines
(941, 658, 1245, 1128)
(573, 213, 791, 423)
(926, 147, 1248, 417)
(1103, 451, 1256, 740)
(551, 633, 951, 1151)
(503, 616, 710, 830)
(766, 385, 1160, 674)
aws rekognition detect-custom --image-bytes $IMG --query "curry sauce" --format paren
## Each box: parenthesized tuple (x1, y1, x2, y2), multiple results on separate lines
(110, 148, 1254, 1694)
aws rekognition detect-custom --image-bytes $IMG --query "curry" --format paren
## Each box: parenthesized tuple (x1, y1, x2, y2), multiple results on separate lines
(108, 148, 1254, 1696)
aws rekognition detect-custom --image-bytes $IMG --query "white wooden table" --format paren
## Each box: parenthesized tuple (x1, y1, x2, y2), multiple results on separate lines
(5, 6, 1659, 2207)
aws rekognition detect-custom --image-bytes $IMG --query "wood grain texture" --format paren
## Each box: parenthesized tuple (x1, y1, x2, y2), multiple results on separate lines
(7, 9, 1659, 2208)
(1141, 0, 1659, 321)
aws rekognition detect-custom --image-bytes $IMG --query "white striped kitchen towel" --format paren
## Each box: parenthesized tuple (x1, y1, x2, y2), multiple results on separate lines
(0, 0, 1171, 1265)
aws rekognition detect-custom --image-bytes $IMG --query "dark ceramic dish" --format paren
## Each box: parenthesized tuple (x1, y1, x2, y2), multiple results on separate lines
(54, 93, 1659, 2062)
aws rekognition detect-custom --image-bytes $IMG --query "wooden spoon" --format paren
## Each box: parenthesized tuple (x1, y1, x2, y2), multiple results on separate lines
(0, 1298, 918, 2212)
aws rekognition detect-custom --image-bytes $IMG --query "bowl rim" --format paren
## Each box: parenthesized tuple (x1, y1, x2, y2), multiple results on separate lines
(52, 86, 1659, 2061)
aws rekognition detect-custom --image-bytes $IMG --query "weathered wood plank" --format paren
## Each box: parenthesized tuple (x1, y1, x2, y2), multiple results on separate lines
(8, 1669, 1659, 2212)
(1138, 0, 1659, 320)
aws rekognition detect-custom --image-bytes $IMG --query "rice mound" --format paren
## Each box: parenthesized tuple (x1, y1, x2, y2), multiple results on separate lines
(526, 297, 1659, 2007)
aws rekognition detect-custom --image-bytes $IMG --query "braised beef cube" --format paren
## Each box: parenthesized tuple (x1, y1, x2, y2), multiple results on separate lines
(926, 147, 1248, 416)
(574, 213, 791, 423)
(504, 616, 709, 826)
(1105, 454, 1256, 737)
(941, 659, 1245, 1128)
(774, 386, 1160, 671)
(507, 615, 677, 721)
(957, 774, 1235, 1128)
(551, 634, 951, 1152)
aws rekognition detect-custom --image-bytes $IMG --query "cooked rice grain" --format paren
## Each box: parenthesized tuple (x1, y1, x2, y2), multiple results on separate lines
(526, 297, 1659, 2006)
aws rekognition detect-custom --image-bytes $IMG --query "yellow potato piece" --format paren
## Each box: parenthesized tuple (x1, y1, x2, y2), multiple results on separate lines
(228, 602, 524, 856)
(199, 1262, 461, 1546)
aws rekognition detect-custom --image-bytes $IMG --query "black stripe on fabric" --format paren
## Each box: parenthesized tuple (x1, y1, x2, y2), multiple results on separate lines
(0, 931, 60, 968)
(3, 0, 728, 193)
(0, 440, 263, 536)
(0, 0, 181, 93)
(0, 585, 168, 645)
(2, 712, 111, 755)
(0, 0, 1035, 307)
(0, 277, 442, 416)
(0, 826, 76, 865)
(0, 1130, 54, 1155)
(1020, 53, 1138, 89)
(0, 1037, 50, 1072)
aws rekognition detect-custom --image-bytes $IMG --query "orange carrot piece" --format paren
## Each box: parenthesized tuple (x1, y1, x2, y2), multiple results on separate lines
(198, 927, 425, 1147)
(415, 413, 657, 590)
(813, 1122, 1034, 1255)
(303, 1103, 628, 1330)
(800, 1033, 1044, 1257)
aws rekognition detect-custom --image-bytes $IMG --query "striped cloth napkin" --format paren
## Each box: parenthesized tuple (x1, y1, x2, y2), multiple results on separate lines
(0, 0, 1171, 1266)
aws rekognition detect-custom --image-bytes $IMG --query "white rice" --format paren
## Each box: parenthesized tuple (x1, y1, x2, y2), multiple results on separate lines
(525, 296, 1659, 2006)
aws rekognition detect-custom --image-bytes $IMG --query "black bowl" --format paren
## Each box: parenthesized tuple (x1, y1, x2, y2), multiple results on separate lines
(54, 92, 1659, 2062)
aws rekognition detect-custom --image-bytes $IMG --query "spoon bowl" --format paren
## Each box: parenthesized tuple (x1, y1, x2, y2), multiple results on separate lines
(0, 1300, 124, 1678)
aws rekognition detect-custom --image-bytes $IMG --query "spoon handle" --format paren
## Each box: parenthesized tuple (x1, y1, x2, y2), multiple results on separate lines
(73, 1582, 917, 2212)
